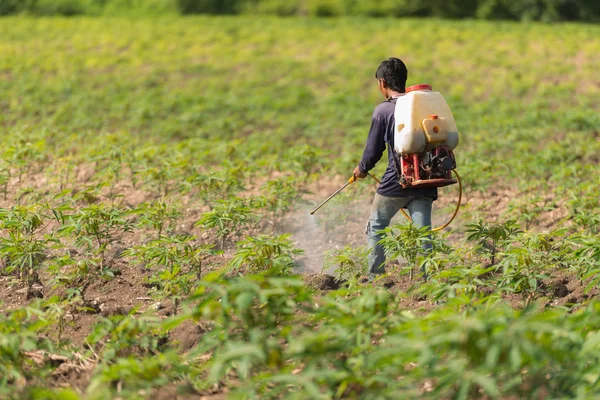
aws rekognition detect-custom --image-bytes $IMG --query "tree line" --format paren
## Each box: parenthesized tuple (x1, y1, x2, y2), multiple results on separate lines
(1, 0, 599, 22)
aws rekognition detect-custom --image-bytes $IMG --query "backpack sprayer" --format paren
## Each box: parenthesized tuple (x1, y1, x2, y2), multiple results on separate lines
(310, 84, 462, 232)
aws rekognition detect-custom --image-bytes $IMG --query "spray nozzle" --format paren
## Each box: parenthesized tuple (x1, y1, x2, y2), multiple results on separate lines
(309, 173, 381, 215)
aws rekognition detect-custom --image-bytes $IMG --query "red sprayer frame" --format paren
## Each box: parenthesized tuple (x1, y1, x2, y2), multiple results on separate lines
(398, 146, 457, 189)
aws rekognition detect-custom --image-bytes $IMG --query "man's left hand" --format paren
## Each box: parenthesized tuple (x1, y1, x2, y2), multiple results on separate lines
(353, 165, 368, 180)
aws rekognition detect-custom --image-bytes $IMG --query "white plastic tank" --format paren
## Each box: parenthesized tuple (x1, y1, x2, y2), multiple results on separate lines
(394, 84, 459, 154)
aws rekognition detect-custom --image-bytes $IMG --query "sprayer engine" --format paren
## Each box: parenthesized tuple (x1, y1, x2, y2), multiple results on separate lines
(393, 84, 459, 189)
(399, 146, 457, 188)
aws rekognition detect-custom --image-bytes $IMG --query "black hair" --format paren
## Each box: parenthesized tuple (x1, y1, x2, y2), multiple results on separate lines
(375, 58, 408, 93)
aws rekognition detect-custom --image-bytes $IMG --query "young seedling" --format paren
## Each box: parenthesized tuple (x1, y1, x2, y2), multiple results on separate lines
(196, 198, 256, 249)
(126, 234, 218, 314)
(378, 223, 436, 280)
(0, 167, 10, 200)
(568, 190, 600, 234)
(495, 242, 551, 304)
(57, 204, 133, 269)
(229, 234, 303, 276)
(126, 234, 217, 279)
(2, 140, 46, 183)
(140, 162, 177, 197)
(260, 176, 301, 214)
(134, 198, 183, 239)
(0, 205, 54, 287)
(466, 220, 522, 266)
(324, 245, 369, 284)
(570, 235, 600, 293)
(508, 195, 554, 230)
(186, 171, 245, 210)
(46, 253, 102, 303)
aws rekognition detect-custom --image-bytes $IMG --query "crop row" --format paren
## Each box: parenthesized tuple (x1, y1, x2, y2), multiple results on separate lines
(3, 219, 600, 398)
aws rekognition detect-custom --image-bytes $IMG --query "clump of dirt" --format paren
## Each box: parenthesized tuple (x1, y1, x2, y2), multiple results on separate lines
(552, 280, 570, 298)
(169, 320, 208, 351)
(302, 273, 345, 291)
(151, 383, 210, 400)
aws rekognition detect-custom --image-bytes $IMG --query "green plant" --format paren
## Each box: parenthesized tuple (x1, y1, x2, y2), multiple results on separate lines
(260, 176, 301, 214)
(126, 234, 215, 276)
(139, 162, 178, 197)
(86, 313, 166, 362)
(0, 206, 53, 285)
(418, 263, 496, 302)
(466, 220, 522, 266)
(495, 248, 549, 304)
(191, 272, 314, 378)
(229, 234, 302, 275)
(508, 194, 554, 230)
(134, 198, 183, 239)
(568, 189, 600, 234)
(0, 167, 10, 200)
(0, 302, 61, 397)
(1, 140, 46, 183)
(324, 245, 369, 283)
(126, 234, 217, 313)
(196, 198, 256, 249)
(84, 350, 190, 399)
(570, 236, 600, 293)
(46, 254, 100, 301)
(58, 204, 133, 268)
(186, 171, 245, 210)
(378, 223, 435, 279)
(41, 296, 74, 346)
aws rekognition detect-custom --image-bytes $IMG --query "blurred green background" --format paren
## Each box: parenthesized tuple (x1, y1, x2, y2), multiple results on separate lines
(1, 0, 599, 21)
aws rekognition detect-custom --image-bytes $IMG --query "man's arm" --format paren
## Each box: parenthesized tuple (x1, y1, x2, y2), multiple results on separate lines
(354, 117, 387, 179)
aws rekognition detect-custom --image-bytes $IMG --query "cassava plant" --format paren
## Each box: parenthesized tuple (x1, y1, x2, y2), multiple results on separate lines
(260, 176, 301, 214)
(57, 204, 133, 269)
(146, 265, 196, 315)
(125, 234, 217, 279)
(196, 198, 256, 249)
(570, 236, 600, 293)
(378, 223, 437, 280)
(324, 245, 370, 284)
(45, 253, 102, 302)
(0, 205, 54, 286)
(508, 195, 554, 230)
(466, 220, 522, 266)
(134, 198, 183, 239)
(186, 171, 245, 210)
(125, 234, 218, 313)
(0, 302, 58, 397)
(229, 234, 303, 276)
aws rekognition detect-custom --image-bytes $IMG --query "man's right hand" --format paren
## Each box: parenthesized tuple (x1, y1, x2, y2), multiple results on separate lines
(353, 165, 368, 180)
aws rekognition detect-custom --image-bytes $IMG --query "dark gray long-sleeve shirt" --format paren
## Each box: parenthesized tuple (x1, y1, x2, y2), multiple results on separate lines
(358, 98, 438, 199)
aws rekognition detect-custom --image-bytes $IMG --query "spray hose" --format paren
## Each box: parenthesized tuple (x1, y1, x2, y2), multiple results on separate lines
(367, 170, 462, 232)
(310, 170, 462, 232)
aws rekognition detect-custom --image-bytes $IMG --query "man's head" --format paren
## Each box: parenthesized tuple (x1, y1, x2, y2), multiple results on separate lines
(375, 57, 408, 98)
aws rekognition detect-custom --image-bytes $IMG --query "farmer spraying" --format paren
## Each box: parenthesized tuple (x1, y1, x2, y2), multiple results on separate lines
(310, 58, 460, 278)
(353, 57, 460, 279)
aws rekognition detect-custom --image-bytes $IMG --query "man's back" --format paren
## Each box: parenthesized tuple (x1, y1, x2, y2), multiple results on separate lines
(359, 99, 438, 199)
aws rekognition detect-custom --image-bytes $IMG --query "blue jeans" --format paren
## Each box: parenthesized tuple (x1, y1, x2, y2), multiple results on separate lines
(366, 194, 433, 275)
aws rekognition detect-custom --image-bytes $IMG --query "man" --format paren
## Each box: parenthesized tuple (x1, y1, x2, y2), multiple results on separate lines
(353, 57, 437, 279)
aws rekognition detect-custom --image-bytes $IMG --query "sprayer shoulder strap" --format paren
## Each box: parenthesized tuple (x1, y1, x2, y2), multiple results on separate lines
(385, 97, 404, 182)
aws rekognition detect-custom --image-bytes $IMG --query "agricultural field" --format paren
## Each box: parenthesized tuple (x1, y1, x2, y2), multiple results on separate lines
(0, 15, 600, 399)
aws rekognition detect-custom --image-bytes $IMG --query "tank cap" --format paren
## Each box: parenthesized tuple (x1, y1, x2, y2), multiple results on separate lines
(406, 84, 432, 93)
